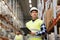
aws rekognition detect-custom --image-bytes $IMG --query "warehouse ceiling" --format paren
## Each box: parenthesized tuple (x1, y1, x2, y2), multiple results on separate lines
(17, 0, 37, 23)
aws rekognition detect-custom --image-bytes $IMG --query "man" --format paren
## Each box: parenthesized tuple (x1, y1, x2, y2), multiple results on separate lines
(14, 31, 23, 40)
(26, 7, 46, 40)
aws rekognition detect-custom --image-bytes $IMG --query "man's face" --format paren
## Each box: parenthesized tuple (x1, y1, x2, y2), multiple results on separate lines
(16, 31, 20, 35)
(30, 10, 38, 19)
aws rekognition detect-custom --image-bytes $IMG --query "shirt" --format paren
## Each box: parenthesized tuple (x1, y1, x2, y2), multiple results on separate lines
(36, 23, 47, 36)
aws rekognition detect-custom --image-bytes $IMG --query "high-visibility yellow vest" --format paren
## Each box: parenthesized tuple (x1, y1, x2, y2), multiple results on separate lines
(15, 35, 23, 40)
(26, 19, 43, 40)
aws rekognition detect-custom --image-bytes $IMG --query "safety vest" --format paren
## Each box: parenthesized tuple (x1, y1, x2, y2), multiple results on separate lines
(15, 35, 23, 40)
(26, 19, 43, 40)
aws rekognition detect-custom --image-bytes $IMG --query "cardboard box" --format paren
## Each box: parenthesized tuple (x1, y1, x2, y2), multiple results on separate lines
(44, 8, 53, 29)
(0, 38, 2, 40)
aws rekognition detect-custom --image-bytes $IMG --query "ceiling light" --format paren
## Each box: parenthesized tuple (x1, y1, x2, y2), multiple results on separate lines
(29, 4, 32, 8)
(29, 0, 32, 3)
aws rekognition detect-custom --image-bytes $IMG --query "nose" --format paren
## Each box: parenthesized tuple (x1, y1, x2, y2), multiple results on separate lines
(34, 13, 36, 16)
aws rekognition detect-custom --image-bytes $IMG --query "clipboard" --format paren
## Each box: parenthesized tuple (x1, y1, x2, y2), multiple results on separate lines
(20, 27, 31, 34)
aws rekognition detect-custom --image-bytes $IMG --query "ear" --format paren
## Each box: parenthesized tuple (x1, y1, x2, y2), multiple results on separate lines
(30, 13, 32, 16)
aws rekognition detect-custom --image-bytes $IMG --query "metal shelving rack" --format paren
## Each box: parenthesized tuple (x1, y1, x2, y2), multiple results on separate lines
(37, 0, 60, 40)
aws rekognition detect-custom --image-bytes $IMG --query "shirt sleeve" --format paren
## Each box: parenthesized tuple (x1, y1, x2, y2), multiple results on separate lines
(36, 23, 47, 36)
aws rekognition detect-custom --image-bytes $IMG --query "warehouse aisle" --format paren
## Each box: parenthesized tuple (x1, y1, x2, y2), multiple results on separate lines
(0, 0, 60, 40)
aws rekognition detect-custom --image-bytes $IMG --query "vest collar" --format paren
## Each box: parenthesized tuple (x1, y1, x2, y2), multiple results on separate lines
(32, 18, 38, 22)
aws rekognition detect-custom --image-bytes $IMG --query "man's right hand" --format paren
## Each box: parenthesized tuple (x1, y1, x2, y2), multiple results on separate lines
(30, 32, 35, 36)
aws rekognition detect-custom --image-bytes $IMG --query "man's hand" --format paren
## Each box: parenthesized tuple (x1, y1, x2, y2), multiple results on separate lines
(30, 32, 35, 36)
